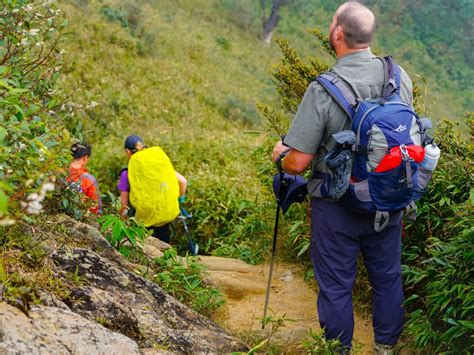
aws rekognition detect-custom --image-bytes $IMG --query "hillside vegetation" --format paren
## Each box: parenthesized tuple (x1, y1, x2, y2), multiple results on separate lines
(1, 0, 472, 353)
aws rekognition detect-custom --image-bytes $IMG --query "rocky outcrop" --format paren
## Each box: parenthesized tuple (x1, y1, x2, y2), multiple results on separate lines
(8, 214, 248, 353)
(51, 247, 248, 353)
(46, 214, 129, 268)
(0, 301, 140, 354)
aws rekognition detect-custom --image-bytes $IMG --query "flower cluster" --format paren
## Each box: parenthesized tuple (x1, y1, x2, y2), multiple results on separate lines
(21, 182, 55, 215)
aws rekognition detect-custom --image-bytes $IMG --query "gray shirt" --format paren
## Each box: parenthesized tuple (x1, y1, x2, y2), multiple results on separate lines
(284, 49, 413, 198)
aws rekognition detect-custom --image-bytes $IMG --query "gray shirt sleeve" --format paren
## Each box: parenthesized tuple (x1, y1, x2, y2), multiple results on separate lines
(284, 82, 331, 155)
(399, 66, 413, 107)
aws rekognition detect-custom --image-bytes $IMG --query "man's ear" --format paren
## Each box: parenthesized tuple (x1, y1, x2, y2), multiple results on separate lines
(335, 25, 344, 41)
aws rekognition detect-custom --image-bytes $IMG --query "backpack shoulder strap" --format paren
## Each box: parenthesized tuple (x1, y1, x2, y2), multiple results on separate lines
(316, 72, 358, 119)
(380, 56, 401, 98)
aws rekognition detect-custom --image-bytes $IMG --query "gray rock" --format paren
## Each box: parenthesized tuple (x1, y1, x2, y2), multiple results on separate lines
(52, 247, 248, 353)
(0, 301, 140, 354)
(47, 214, 129, 268)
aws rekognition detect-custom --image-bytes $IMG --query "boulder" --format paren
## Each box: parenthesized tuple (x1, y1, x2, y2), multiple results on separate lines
(46, 214, 129, 268)
(51, 247, 248, 353)
(0, 301, 140, 354)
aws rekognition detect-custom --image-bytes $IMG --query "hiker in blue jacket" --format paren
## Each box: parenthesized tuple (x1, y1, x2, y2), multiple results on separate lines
(272, 2, 413, 354)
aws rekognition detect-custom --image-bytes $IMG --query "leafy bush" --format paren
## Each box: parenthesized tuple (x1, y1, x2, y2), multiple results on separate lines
(100, 6, 129, 29)
(403, 117, 474, 352)
(0, 0, 71, 225)
(151, 248, 225, 317)
(98, 214, 148, 259)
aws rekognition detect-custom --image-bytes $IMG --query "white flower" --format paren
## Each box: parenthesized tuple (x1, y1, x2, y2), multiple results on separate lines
(21, 37, 28, 46)
(48, 110, 55, 115)
(23, 182, 55, 215)
(36, 41, 44, 47)
(12, 9, 19, 14)
(29, 29, 40, 36)
(88, 101, 98, 109)
(27, 192, 39, 201)
(0, 218, 16, 226)
(41, 183, 54, 193)
(27, 200, 43, 214)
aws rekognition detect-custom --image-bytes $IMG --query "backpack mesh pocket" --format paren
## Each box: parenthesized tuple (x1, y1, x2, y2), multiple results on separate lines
(367, 161, 418, 211)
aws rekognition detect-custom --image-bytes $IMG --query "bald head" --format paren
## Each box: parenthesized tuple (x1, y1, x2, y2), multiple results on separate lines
(335, 2, 375, 49)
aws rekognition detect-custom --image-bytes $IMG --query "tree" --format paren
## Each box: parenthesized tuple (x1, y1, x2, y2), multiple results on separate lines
(261, 0, 287, 46)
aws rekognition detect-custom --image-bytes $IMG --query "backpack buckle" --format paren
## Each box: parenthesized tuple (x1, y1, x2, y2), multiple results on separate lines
(400, 144, 410, 161)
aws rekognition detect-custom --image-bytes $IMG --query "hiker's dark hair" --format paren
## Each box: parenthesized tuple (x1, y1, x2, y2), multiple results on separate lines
(337, 2, 375, 49)
(71, 142, 91, 159)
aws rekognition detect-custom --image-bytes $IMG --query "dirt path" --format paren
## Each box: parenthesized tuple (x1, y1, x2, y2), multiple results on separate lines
(199, 256, 374, 353)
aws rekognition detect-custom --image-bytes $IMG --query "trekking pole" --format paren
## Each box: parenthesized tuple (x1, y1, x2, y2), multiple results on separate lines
(262, 147, 288, 329)
(179, 204, 199, 256)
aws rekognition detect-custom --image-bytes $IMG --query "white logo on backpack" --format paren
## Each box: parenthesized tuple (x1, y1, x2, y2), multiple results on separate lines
(393, 124, 407, 133)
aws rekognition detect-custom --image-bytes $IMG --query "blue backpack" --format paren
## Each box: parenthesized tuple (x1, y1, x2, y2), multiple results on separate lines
(316, 56, 433, 231)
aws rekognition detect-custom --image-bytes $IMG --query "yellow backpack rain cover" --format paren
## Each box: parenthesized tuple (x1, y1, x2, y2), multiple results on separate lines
(128, 146, 179, 227)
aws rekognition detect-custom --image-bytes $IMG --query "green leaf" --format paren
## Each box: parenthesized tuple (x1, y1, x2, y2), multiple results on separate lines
(0, 190, 8, 214)
(26, 105, 39, 116)
(47, 99, 56, 109)
(112, 221, 123, 242)
(296, 242, 309, 257)
(445, 318, 460, 326)
(100, 216, 117, 233)
(0, 127, 7, 142)
(458, 320, 474, 330)
(0, 80, 12, 90)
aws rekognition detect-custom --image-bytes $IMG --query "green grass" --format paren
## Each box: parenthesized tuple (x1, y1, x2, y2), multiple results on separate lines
(58, 0, 472, 261)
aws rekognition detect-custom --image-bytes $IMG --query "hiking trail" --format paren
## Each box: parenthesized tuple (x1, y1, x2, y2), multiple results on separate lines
(199, 256, 374, 353)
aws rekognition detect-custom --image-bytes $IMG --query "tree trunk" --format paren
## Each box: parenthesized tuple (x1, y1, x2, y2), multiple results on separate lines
(262, 0, 284, 47)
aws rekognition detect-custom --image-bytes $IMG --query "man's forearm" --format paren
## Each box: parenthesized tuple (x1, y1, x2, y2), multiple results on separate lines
(281, 149, 314, 175)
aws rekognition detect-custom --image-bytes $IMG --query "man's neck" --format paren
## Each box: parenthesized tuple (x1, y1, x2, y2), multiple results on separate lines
(336, 46, 369, 59)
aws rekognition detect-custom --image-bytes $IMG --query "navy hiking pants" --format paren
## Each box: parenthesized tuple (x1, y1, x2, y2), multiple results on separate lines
(310, 198, 404, 348)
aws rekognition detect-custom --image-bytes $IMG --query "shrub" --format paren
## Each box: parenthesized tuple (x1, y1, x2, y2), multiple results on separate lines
(0, 0, 72, 225)
(98, 214, 148, 259)
(403, 116, 474, 352)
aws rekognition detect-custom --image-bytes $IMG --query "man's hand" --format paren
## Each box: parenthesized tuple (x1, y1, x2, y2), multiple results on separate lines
(271, 140, 315, 175)
(272, 140, 291, 162)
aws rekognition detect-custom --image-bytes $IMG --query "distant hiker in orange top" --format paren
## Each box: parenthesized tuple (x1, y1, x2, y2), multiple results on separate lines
(67, 142, 102, 214)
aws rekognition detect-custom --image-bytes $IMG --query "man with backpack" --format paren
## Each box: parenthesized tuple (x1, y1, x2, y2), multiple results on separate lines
(118, 134, 187, 243)
(271, 2, 423, 353)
